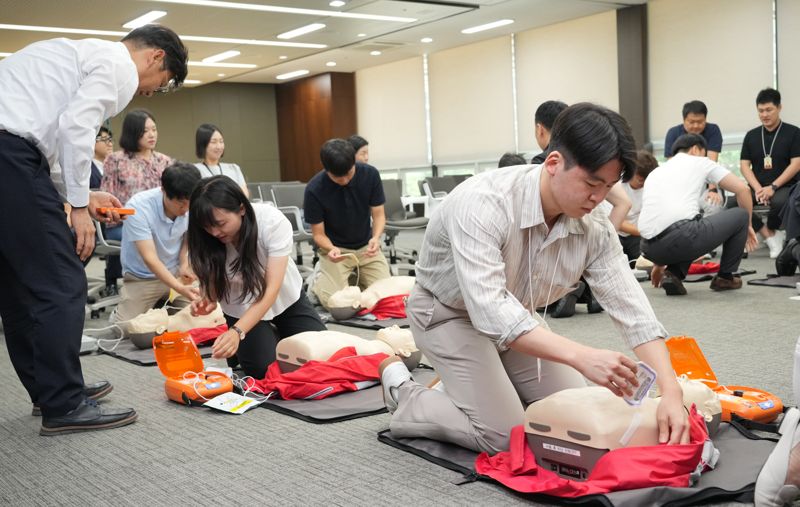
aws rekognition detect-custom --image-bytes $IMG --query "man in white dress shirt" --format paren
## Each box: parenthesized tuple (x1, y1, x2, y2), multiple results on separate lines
(380, 103, 690, 454)
(0, 24, 188, 435)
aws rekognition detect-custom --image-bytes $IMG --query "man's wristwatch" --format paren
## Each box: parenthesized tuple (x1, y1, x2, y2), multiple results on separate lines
(770, 183, 778, 192)
(231, 325, 246, 341)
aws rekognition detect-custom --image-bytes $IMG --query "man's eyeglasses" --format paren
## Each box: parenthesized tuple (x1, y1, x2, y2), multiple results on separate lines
(95, 136, 113, 143)
(155, 79, 180, 94)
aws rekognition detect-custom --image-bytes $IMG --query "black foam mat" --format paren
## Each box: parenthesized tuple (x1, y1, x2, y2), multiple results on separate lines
(99, 339, 212, 366)
(317, 310, 409, 329)
(260, 367, 435, 424)
(747, 274, 800, 288)
(378, 422, 775, 507)
(685, 268, 756, 283)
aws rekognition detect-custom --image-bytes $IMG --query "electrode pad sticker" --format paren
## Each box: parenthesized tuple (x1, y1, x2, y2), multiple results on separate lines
(624, 361, 657, 406)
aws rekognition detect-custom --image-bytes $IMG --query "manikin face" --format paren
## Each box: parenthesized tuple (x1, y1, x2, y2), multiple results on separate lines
(683, 113, 707, 135)
(162, 195, 190, 220)
(204, 206, 244, 244)
(205, 131, 225, 161)
(326, 166, 356, 186)
(546, 152, 622, 218)
(757, 102, 782, 130)
(355, 145, 369, 164)
(138, 118, 158, 152)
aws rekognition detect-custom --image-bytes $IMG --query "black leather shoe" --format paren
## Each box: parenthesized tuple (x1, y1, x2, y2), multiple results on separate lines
(32, 381, 114, 416)
(661, 271, 687, 296)
(550, 282, 586, 319)
(40, 399, 137, 436)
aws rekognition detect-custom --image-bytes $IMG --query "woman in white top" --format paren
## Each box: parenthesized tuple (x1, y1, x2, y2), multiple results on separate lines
(188, 176, 326, 378)
(194, 123, 249, 196)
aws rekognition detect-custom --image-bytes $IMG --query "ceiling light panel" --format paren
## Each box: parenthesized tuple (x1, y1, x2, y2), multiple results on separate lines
(202, 49, 240, 63)
(277, 23, 325, 40)
(461, 19, 514, 34)
(151, 0, 417, 23)
(276, 69, 310, 80)
(189, 60, 256, 68)
(122, 11, 167, 29)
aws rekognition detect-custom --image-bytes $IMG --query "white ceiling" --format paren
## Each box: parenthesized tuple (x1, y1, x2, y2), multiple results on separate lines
(0, 0, 646, 86)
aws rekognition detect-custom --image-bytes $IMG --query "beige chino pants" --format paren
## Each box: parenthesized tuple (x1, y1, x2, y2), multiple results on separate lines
(390, 284, 586, 454)
(312, 245, 391, 309)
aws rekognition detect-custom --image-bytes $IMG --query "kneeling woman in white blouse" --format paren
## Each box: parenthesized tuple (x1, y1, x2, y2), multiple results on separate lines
(188, 176, 326, 378)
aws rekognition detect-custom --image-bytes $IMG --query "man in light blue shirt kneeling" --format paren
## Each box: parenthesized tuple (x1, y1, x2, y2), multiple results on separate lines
(114, 163, 202, 326)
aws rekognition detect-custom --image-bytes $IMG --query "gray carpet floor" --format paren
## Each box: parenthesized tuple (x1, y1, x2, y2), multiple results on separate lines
(0, 230, 796, 506)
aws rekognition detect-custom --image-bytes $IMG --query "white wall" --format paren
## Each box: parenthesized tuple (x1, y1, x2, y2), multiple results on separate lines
(355, 56, 428, 168)
(777, 0, 800, 124)
(516, 11, 619, 154)
(648, 0, 773, 142)
(428, 36, 515, 164)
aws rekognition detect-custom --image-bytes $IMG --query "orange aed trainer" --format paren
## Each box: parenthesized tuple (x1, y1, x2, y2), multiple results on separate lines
(153, 331, 232, 405)
(97, 207, 135, 216)
(666, 336, 782, 423)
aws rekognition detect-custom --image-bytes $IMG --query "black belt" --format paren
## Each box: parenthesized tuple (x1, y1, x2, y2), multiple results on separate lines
(644, 214, 702, 243)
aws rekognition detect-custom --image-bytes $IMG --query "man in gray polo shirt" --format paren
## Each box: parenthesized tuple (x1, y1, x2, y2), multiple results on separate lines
(114, 163, 201, 324)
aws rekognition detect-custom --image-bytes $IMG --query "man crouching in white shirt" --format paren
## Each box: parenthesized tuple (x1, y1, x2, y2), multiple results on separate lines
(638, 133, 758, 296)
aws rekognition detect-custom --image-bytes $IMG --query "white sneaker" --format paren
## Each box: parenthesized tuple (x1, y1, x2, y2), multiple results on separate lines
(379, 356, 412, 413)
(765, 231, 786, 259)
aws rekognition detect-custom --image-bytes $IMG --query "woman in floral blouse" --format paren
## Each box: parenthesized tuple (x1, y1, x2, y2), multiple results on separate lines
(99, 109, 173, 292)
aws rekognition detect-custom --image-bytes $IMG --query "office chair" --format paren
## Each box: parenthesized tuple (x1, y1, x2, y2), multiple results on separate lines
(270, 183, 317, 273)
(86, 220, 122, 319)
(382, 179, 428, 274)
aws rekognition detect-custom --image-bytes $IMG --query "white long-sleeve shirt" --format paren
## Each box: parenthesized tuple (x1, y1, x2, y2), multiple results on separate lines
(0, 38, 138, 207)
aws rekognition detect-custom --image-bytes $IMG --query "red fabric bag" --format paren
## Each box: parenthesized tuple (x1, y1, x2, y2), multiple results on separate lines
(688, 262, 720, 274)
(245, 346, 389, 400)
(475, 406, 708, 497)
(357, 294, 408, 320)
(188, 324, 228, 345)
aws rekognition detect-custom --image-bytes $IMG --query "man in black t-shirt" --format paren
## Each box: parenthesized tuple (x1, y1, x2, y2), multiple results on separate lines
(304, 138, 391, 309)
(530, 100, 567, 164)
(740, 88, 800, 258)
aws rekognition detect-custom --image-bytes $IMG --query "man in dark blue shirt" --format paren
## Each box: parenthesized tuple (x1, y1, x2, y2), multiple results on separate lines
(304, 138, 390, 309)
(664, 100, 723, 161)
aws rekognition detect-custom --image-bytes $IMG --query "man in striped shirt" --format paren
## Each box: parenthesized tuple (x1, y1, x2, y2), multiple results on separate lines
(380, 103, 689, 454)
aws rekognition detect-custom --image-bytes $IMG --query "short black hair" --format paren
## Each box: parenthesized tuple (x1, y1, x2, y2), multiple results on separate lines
(320, 139, 355, 177)
(119, 109, 155, 155)
(756, 87, 781, 107)
(498, 152, 527, 168)
(682, 100, 708, 118)
(672, 133, 707, 154)
(548, 102, 636, 183)
(161, 162, 202, 200)
(196, 123, 221, 159)
(534, 100, 568, 131)
(98, 126, 111, 137)
(121, 24, 189, 88)
(348, 135, 368, 153)
(635, 150, 658, 178)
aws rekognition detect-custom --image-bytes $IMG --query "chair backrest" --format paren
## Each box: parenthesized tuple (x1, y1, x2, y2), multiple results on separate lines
(271, 183, 307, 209)
(426, 176, 457, 195)
(257, 180, 299, 204)
(246, 182, 263, 202)
(381, 179, 407, 221)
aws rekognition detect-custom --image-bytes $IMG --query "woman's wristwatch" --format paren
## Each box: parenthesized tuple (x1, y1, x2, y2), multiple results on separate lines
(231, 325, 246, 341)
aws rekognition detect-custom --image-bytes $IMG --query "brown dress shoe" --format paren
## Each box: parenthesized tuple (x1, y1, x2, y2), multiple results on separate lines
(710, 275, 743, 291)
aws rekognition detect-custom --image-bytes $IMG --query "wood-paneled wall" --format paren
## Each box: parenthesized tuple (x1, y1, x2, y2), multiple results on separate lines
(276, 72, 357, 182)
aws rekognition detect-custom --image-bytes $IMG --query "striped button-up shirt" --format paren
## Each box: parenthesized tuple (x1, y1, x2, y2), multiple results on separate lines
(415, 165, 667, 351)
